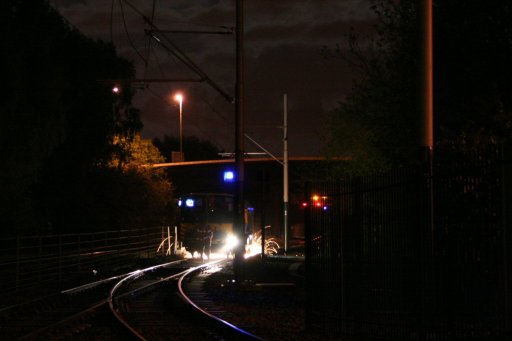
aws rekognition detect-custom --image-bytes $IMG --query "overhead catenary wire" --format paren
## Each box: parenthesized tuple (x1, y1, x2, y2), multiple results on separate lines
(118, 0, 147, 64)
(120, 0, 233, 103)
(110, 0, 115, 44)
(143, 0, 157, 76)
(145, 37, 230, 150)
(109, 0, 235, 152)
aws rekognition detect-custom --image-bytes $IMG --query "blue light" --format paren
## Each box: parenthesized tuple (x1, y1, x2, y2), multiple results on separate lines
(178, 200, 182, 207)
(247, 207, 254, 212)
(224, 171, 235, 182)
(185, 199, 195, 207)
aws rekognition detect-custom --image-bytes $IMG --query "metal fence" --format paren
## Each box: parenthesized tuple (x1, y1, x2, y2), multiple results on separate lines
(0, 227, 165, 302)
(305, 147, 512, 340)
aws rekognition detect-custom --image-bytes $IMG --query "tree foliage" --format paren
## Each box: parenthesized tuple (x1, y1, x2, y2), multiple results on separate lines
(0, 1, 172, 235)
(435, 0, 512, 148)
(326, 0, 512, 175)
(61, 135, 174, 233)
(110, 134, 166, 169)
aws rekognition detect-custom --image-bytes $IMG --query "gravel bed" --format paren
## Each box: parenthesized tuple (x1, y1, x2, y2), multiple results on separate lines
(202, 256, 319, 340)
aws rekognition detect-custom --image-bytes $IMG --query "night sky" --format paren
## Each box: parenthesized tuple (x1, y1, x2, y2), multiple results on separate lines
(51, 0, 376, 157)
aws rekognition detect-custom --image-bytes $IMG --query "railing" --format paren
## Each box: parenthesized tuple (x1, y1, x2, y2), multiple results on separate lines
(305, 146, 512, 339)
(0, 227, 164, 302)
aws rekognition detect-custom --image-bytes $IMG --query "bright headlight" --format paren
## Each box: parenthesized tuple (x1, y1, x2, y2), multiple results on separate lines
(224, 233, 239, 251)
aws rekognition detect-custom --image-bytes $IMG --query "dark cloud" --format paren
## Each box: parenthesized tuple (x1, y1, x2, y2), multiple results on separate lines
(244, 42, 357, 156)
(50, 0, 376, 156)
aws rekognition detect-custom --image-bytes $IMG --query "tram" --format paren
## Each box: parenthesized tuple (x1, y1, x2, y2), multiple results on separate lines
(176, 193, 254, 258)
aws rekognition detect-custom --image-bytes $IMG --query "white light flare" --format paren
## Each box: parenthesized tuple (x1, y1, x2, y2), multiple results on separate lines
(220, 233, 239, 254)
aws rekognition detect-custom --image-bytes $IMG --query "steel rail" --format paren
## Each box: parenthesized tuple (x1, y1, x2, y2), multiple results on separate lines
(107, 258, 190, 340)
(16, 259, 187, 340)
(109, 257, 263, 340)
(177, 259, 264, 340)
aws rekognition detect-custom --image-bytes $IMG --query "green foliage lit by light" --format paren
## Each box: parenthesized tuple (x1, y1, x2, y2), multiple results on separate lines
(0, 0, 173, 235)
(109, 134, 166, 169)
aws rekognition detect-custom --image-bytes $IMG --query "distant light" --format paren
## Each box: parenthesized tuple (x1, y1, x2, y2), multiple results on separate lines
(112, 86, 120, 94)
(174, 93, 183, 103)
(224, 170, 235, 182)
(247, 207, 254, 212)
(178, 200, 182, 207)
(323, 206, 329, 211)
(185, 199, 195, 207)
(312, 195, 320, 202)
(302, 202, 308, 207)
(223, 233, 239, 251)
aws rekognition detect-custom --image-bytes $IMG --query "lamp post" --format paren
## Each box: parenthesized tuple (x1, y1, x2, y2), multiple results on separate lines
(174, 93, 183, 156)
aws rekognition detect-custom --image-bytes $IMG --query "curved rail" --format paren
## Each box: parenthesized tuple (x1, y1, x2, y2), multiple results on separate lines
(108, 258, 188, 340)
(9, 258, 190, 339)
(177, 260, 264, 341)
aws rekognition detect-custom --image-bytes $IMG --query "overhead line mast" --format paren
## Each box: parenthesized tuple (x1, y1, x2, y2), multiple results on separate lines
(116, 1, 246, 277)
(233, 0, 245, 280)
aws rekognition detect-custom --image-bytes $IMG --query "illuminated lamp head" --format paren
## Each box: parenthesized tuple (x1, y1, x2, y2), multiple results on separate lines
(223, 170, 235, 182)
(185, 198, 195, 207)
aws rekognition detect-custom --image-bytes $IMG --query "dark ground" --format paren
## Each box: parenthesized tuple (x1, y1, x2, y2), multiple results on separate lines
(202, 255, 322, 340)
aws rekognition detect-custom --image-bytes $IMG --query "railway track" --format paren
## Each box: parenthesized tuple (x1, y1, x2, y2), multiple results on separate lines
(0, 257, 262, 340)
(110, 258, 262, 340)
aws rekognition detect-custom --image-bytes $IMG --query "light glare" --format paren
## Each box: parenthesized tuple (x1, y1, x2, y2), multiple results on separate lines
(224, 171, 235, 182)
(220, 233, 239, 253)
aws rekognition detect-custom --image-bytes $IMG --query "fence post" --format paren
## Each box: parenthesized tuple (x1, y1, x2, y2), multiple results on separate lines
(174, 225, 178, 254)
(16, 236, 20, 292)
(148, 227, 152, 258)
(38, 236, 42, 283)
(501, 141, 512, 333)
(419, 161, 434, 340)
(78, 234, 82, 271)
(58, 235, 63, 284)
(304, 182, 312, 331)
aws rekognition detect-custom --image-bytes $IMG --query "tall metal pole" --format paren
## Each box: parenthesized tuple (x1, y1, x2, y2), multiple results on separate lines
(179, 99, 183, 156)
(420, 0, 433, 238)
(419, 0, 434, 331)
(420, 0, 433, 161)
(233, 0, 245, 280)
(283, 94, 289, 253)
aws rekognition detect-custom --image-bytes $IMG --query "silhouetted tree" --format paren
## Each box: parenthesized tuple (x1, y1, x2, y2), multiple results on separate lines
(325, 0, 512, 175)
(0, 0, 167, 235)
(69, 135, 173, 232)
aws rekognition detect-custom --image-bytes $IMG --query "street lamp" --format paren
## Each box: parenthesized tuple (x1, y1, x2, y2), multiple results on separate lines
(174, 93, 184, 156)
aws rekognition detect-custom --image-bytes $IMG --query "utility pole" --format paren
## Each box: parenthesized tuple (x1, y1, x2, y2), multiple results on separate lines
(283, 94, 289, 253)
(420, 0, 433, 161)
(420, 0, 434, 241)
(419, 0, 434, 331)
(233, 0, 245, 280)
